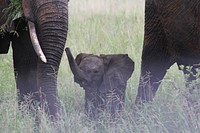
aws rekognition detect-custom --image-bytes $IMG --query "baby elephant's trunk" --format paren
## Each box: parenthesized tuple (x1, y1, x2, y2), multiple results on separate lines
(65, 48, 89, 81)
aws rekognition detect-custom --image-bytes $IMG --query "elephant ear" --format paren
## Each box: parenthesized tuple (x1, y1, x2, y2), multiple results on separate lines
(99, 54, 134, 93)
(75, 53, 92, 65)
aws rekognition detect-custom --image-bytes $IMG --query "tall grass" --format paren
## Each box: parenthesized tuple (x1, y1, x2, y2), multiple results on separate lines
(1, 0, 200, 132)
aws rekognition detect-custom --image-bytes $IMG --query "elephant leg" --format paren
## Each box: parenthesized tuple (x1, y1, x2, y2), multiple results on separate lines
(14, 68, 38, 105)
(107, 88, 126, 120)
(135, 0, 174, 104)
(37, 63, 62, 119)
(135, 50, 173, 104)
(178, 62, 200, 93)
(84, 90, 99, 120)
(0, 32, 11, 54)
(11, 18, 39, 107)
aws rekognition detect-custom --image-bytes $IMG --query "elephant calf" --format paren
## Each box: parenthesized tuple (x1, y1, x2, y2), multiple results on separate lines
(65, 48, 134, 120)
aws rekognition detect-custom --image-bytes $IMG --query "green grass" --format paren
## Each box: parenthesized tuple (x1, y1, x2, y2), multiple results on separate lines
(1, 0, 200, 132)
(0, 0, 22, 33)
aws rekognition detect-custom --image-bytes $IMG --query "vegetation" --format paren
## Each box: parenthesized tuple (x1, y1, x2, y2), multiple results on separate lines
(0, 0, 22, 33)
(1, 0, 200, 132)
(5, 0, 22, 20)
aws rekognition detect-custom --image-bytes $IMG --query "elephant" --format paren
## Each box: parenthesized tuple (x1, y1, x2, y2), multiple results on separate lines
(65, 48, 134, 120)
(136, 0, 200, 104)
(0, 0, 68, 120)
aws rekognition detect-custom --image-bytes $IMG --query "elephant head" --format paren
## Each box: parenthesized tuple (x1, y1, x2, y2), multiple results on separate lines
(65, 48, 134, 120)
(0, 0, 68, 121)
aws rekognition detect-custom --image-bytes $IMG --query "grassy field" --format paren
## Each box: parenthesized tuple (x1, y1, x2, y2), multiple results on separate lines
(0, 0, 200, 132)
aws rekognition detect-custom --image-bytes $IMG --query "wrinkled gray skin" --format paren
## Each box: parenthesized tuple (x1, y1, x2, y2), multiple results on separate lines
(136, 0, 200, 104)
(65, 48, 134, 120)
(0, 0, 68, 121)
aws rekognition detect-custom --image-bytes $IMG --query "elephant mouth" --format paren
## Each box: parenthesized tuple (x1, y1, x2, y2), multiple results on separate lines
(80, 82, 92, 88)
(79, 80, 101, 92)
(74, 78, 89, 87)
(83, 86, 98, 93)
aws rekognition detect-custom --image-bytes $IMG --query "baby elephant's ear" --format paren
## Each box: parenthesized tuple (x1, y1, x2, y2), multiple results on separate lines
(101, 54, 134, 80)
(99, 54, 134, 93)
(75, 53, 91, 65)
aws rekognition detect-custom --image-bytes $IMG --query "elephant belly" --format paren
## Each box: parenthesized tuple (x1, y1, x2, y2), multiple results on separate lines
(157, 0, 200, 61)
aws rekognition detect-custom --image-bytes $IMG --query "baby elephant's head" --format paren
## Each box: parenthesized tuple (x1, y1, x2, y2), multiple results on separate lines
(77, 55, 105, 88)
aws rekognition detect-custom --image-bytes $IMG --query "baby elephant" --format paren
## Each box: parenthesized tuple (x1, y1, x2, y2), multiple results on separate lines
(65, 48, 134, 120)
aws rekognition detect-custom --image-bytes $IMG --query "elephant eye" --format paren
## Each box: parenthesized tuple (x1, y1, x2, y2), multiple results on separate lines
(87, 70, 91, 73)
(80, 80, 89, 87)
(94, 70, 99, 73)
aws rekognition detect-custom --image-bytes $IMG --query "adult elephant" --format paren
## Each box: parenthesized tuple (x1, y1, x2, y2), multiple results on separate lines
(0, 0, 68, 120)
(136, 1, 200, 103)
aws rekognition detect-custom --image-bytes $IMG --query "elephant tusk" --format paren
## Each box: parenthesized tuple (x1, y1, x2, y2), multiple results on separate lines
(28, 21, 47, 63)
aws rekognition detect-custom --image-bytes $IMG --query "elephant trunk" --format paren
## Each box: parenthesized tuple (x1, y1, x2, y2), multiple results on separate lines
(65, 48, 90, 81)
(33, 1, 68, 119)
